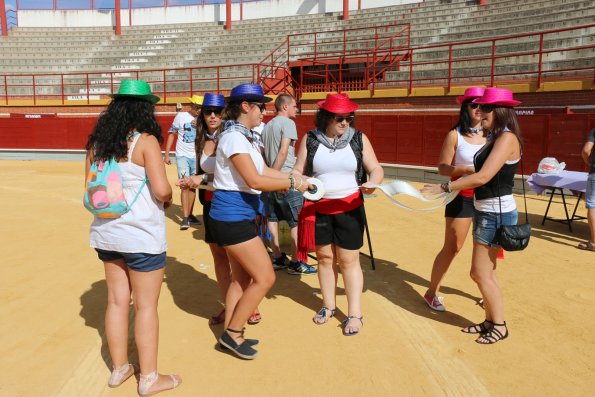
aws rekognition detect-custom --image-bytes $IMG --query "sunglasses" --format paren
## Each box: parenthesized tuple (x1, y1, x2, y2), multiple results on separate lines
(468, 103, 480, 109)
(478, 104, 495, 113)
(249, 102, 266, 112)
(202, 107, 223, 116)
(333, 115, 355, 123)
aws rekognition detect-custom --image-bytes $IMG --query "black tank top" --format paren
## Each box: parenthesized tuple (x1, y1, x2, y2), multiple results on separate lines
(473, 140, 518, 200)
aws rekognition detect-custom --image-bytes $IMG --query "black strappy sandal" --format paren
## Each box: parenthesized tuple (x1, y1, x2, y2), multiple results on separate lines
(476, 322, 508, 344)
(218, 328, 258, 359)
(342, 316, 364, 336)
(461, 319, 493, 334)
(313, 307, 336, 325)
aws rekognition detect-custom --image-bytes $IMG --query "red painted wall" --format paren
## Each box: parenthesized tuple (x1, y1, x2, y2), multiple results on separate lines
(296, 113, 594, 172)
(1, 113, 593, 172)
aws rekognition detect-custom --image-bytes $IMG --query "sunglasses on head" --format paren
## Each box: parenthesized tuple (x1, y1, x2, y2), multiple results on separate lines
(478, 104, 495, 113)
(249, 102, 266, 112)
(202, 107, 222, 116)
(468, 103, 480, 109)
(333, 115, 355, 123)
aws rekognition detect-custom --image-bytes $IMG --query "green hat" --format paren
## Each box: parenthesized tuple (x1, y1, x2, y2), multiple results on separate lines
(109, 80, 160, 104)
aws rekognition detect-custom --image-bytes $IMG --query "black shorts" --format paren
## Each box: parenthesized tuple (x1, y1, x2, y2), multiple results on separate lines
(315, 205, 364, 250)
(202, 201, 215, 244)
(444, 194, 474, 218)
(207, 216, 258, 247)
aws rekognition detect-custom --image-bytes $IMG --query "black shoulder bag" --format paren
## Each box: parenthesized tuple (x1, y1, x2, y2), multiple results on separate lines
(496, 156, 531, 251)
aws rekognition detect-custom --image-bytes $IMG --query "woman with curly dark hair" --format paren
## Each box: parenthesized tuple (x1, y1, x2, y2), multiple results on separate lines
(86, 80, 181, 396)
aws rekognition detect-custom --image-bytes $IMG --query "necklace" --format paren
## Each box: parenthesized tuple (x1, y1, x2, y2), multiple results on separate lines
(469, 127, 483, 134)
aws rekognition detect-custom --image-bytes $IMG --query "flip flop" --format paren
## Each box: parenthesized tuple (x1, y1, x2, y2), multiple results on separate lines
(577, 241, 595, 251)
(247, 310, 262, 325)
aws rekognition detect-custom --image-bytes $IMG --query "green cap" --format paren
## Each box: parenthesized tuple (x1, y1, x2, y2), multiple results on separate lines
(109, 80, 160, 104)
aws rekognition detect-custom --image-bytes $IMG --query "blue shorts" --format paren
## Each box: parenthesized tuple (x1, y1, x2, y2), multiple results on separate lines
(473, 209, 518, 248)
(176, 155, 196, 178)
(586, 173, 595, 209)
(265, 190, 304, 228)
(95, 249, 166, 272)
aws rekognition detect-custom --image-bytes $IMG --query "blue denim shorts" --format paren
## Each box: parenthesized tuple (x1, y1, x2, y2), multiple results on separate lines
(265, 190, 304, 227)
(95, 249, 166, 272)
(586, 173, 595, 209)
(176, 155, 197, 178)
(473, 209, 518, 248)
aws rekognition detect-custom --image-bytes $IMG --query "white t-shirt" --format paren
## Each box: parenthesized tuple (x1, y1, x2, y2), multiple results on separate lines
(213, 130, 264, 194)
(168, 111, 196, 158)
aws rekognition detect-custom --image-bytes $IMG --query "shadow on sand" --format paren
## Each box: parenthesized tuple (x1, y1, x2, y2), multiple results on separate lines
(162, 254, 222, 340)
(79, 280, 137, 370)
(267, 250, 478, 328)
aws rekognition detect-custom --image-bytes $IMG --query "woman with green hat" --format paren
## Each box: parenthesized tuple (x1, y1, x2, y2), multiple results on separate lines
(86, 80, 181, 395)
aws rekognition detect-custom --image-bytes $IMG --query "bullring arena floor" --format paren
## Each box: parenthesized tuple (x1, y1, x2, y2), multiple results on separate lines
(1, 159, 594, 397)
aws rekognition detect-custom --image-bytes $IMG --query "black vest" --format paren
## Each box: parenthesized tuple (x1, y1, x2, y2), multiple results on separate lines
(473, 142, 518, 200)
(303, 129, 367, 186)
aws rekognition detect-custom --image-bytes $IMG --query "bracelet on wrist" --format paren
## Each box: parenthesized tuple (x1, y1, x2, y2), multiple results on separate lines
(295, 176, 303, 191)
(288, 174, 296, 191)
(440, 182, 452, 193)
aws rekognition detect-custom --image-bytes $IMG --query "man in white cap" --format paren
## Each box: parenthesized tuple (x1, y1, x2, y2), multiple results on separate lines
(165, 95, 203, 230)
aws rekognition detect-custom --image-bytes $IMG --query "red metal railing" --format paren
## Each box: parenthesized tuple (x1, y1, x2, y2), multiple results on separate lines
(0, 64, 258, 105)
(256, 23, 410, 96)
(393, 24, 595, 92)
(286, 23, 410, 61)
(0, 24, 593, 106)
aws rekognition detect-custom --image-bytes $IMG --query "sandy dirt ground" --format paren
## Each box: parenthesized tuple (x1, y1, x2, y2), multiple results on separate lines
(0, 159, 594, 397)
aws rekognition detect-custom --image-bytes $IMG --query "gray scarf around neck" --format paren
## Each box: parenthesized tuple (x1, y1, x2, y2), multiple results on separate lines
(217, 120, 254, 143)
(313, 126, 356, 152)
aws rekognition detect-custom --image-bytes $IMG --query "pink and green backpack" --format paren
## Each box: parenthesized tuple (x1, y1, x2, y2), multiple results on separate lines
(84, 133, 147, 218)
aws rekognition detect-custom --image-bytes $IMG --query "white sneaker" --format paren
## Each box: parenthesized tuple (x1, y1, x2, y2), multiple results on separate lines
(424, 293, 446, 312)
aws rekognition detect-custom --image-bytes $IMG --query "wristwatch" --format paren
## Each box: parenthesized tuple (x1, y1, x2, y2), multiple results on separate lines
(440, 181, 452, 193)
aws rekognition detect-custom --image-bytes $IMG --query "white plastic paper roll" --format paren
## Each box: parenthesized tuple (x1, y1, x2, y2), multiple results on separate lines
(368, 180, 459, 211)
(303, 178, 325, 201)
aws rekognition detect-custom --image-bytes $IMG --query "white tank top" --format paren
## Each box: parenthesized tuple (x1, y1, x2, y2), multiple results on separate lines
(89, 134, 167, 254)
(312, 144, 358, 199)
(454, 127, 485, 167)
(200, 151, 216, 174)
(200, 151, 216, 187)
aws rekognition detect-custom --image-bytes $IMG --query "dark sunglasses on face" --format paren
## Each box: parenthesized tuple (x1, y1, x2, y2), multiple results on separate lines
(249, 102, 266, 112)
(468, 103, 480, 109)
(479, 104, 495, 113)
(333, 115, 355, 123)
(202, 107, 222, 116)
